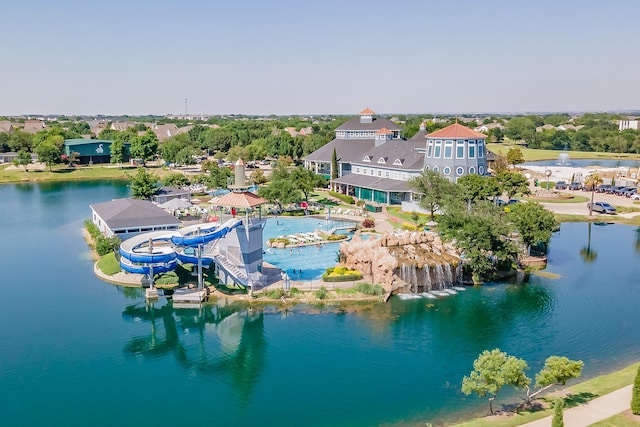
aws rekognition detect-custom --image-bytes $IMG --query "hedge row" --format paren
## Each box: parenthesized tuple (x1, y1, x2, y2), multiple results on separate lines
(329, 191, 355, 205)
(322, 266, 363, 282)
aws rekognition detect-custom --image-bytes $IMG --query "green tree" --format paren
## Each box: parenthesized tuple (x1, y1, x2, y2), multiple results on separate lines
(175, 147, 195, 165)
(505, 147, 525, 168)
(160, 140, 183, 164)
(8, 130, 34, 152)
(110, 139, 128, 166)
(509, 202, 558, 256)
(250, 169, 268, 185)
(35, 135, 64, 171)
(551, 398, 564, 427)
(526, 356, 583, 402)
(291, 166, 326, 204)
(457, 174, 501, 208)
(461, 349, 530, 414)
(331, 147, 338, 180)
(129, 168, 158, 200)
(13, 150, 32, 171)
(257, 162, 301, 211)
(130, 130, 159, 161)
(496, 171, 531, 199)
(409, 169, 455, 221)
(632, 365, 640, 415)
(163, 173, 191, 188)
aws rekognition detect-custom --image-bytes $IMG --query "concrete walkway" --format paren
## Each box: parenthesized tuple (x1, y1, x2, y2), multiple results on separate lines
(521, 384, 633, 426)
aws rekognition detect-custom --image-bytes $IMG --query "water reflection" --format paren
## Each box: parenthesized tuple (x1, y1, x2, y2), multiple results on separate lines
(122, 299, 265, 402)
(580, 222, 597, 263)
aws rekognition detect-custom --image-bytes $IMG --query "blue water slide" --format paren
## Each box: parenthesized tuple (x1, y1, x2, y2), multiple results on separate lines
(175, 247, 213, 266)
(120, 257, 178, 274)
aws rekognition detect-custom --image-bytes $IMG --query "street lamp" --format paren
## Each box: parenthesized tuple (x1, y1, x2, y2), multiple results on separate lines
(545, 169, 552, 190)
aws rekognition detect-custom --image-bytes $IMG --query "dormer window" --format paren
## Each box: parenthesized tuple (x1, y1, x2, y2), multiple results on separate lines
(393, 159, 403, 166)
(377, 157, 387, 164)
(363, 156, 371, 162)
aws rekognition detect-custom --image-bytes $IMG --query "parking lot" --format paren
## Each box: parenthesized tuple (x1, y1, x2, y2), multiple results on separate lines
(537, 185, 640, 217)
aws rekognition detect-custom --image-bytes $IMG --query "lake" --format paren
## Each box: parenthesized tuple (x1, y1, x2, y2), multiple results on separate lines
(0, 181, 638, 426)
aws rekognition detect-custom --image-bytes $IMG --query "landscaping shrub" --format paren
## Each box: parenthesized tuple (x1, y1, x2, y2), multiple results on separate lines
(354, 282, 384, 296)
(401, 222, 419, 231)
(95, 236, 122, 256)
(328, 191, 355, 204)
(322, 267, 363, 282)
(326, 234, 348, 241)
(264, 288, 286, 299)
(551, 398, 563, 427)
(315, 286, 328, 299)
(362, 218, 375, 229)
(97, 252, 121, 276)
(632, 366, 640, 415)
(84, 219, 101, 239)
(154, 271, 179, 285)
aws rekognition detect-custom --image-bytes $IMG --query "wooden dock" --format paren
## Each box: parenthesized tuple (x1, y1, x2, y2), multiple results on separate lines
(173, 288, 207, 304)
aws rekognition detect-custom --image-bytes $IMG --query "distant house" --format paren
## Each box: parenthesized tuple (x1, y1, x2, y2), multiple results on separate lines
(557, 124, 583, 131)
(22, 120, 45, 134)
(110, 121, 135, 131)
(151, 123, 179, 142)
(151, 187, 192, 204)
(0, 121, 14, 133)
(536, 124, 557, 132)
(474, 123, 503, 133)
(90, 198, 181, 239)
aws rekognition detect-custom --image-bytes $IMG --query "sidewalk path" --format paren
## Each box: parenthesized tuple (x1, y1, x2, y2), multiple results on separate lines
(521, 384, 632, 427)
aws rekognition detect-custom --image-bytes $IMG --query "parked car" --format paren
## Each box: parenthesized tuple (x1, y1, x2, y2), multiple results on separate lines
(621, 187, 637, 197)
(606, 186, 624, 194)
(568, 182, 581, 190)
(595, 184, 611, 193)
(631, 193, 640, 200)
(496, 199, 519, 206)
(587, 201, 617, 214)
(613, 186, 633, 196)
(555, 181, 567, 190)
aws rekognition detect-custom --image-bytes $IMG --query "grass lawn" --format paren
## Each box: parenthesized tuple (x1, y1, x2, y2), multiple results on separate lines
(0, 164, 174, 184)
(487, 144, 640, 162)
(554, 213, 640, 226)
(97, 252, 121, 276)
(590, 412, 640, 426)
(452, 362, 640, 427)
(385, 206, 431, 224)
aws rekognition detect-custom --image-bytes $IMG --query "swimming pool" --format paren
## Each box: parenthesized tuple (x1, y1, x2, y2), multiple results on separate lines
(262, 217, 356, 281)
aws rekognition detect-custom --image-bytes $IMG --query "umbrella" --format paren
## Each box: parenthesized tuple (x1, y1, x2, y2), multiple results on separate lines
(159, 198, 192, 210)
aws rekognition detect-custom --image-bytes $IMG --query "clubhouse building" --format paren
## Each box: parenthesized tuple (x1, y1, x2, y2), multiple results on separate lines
(304, 109, 488, 205)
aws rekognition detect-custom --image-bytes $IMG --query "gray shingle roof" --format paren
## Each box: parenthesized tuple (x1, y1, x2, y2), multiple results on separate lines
(90, 198, 181, 230)
(335, 117, 402, 132)
(304, 138, 376, 163)
(332, 174, 412, 192)
(351, 139, 425, 171)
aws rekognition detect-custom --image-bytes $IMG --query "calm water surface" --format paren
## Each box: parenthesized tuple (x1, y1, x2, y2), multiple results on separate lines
(0, 181, 639, 426)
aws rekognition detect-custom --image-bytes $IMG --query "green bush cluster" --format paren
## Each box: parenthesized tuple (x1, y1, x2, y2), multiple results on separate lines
(95, 236, 121, 256)
(551, 398, 564, 427)
(326, 234, 347, 241)
(401, 222, 420, 231)
(85, 218, 121, 256)
(315, 286, 328, 299)
(328, 191, 355, 204)
(322, 266, 363, 282)
(353, 283, 384, 296)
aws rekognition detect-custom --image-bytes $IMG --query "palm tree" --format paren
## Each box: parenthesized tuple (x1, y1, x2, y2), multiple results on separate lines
(584, 173, 603, 216)
(580, 222, 597, 263)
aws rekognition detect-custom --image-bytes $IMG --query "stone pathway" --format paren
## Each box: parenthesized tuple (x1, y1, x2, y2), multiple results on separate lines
(520, 385, 633, 426)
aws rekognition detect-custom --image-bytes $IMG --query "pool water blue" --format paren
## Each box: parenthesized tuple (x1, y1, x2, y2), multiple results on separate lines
(262, 217, 356, 281)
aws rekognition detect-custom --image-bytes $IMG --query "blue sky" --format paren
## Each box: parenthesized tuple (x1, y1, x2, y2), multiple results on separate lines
(1, 0, 638, 116)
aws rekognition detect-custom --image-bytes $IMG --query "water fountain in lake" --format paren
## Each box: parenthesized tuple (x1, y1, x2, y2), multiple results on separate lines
(557, 152, 571, 166)
(339, 231, 461, 296)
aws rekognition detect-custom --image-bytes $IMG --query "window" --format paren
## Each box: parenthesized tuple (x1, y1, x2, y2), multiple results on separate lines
(443, 167, 451, 175)
(377, 170, 381, 176)
(479, 166, 484, 175)
(432, 166, 439, 173)
(444, 141, 453, 159)
(427, 142, 433, 157)
(456, 167, 464, 176)
(456, 142, 465, 159)
(478, 142, 484, 158)
(370, 169, 374, 175)
(434, 142, 442, 158)
(355, 167, 360, 174)
(385, 171, 389, 177)
(468, 141, 476, 159)
(424, 165, 430, 171)
(393, 172, 398, 179)
(469, 166, 476, 174)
